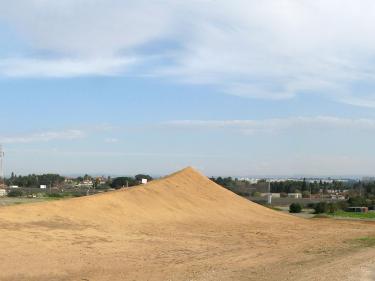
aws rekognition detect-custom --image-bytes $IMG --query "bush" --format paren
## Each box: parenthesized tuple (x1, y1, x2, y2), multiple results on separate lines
(314, 202, 328, 214)
(252, 191, 261, 197)
(289, 203, 302, 213)
(336, 200, 349, 211)
(327, 202, 339, 213)
(46, 193, 63, 198)
(7, 189, 23, 197)
(306, 202, 316, 209)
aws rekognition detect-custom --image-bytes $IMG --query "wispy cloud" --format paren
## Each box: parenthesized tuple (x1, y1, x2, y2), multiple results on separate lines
(165, 116, 375, 135)
(0, 57, 136, 78)
(1, 1, 375, 106)
(0, 129, 86, 144)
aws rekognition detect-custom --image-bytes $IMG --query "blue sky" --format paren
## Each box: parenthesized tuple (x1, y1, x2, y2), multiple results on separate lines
(1, 0, 375, 177)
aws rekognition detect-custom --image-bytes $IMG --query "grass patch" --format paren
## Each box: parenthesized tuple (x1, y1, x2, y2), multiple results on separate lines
(330, 210, 375, 219)
(264, 205, 282, 211)
(350, 236, 375, 248)
(312, 214, 330, 219)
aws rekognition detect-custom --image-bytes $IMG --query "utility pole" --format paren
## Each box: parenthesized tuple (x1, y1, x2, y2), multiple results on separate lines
(0, 145, 4, 188)
(267, 181, 272, 204)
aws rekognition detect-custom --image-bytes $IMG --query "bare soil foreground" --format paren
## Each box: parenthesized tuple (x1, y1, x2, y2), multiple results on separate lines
(1, 167, 375, 281)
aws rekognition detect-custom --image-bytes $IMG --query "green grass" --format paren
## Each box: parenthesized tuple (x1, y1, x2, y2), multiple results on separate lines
(312, 214, 330, 219)
(264, 205, 283, 211)
(350, 236, 375, 248)
(330, 210, 375, 219)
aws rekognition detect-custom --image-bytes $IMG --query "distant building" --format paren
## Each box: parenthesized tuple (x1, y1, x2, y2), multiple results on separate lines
(75, 180, 93, 188)
(9, 185, 19, 189)
(0, 189, 7, 197)
(40, 185, 47, 189)
(346, 207, 368, 213)
(95, 177, 107, 185)
(287, 193, 302, 199)
(260, 193, 280, 198)
(239, 178, 259, 184)
(141, 178, 148, 184)
(271, 193, 281, 198)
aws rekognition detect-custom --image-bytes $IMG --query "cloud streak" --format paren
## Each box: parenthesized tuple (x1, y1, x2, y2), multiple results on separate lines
(165, 116, 375, 135)
(0, 129, 86, 144)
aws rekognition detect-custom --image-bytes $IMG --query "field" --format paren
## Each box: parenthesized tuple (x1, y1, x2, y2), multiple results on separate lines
(332, 210, 375, 220)
(0, 167, 375, 281)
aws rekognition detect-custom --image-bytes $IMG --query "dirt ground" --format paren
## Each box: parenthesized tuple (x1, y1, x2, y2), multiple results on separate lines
(0, 167, 374, 281)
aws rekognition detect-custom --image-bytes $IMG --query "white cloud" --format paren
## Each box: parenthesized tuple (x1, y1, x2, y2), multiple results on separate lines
(0, 129, 86, 144)
(0, 57, 136, 78)
(1, 1, 375, 105)
(165, 116, 375, 135)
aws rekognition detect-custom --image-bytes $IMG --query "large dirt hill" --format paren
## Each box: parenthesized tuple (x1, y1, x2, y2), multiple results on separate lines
(0, 167, 375, 281)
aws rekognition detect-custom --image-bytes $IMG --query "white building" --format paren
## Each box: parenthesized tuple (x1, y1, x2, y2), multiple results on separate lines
(288, 193, 302, 199)
(0, 189, 7, 197)
(260, 193, 281, 198)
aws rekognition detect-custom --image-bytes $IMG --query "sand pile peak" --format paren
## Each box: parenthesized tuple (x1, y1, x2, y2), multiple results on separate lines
(0, 167, 298, 226)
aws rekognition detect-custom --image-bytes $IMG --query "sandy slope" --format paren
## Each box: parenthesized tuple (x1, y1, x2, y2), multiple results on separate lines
(0, 167, 374, 281)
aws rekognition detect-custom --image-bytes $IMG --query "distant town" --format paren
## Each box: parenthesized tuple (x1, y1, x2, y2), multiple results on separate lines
(0, 173, 153, 199)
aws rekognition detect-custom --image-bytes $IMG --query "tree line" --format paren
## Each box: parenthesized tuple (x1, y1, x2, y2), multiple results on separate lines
(5, 173, 65, 188)
(211, 176, 375, 199)
(4, 172, 153, 189)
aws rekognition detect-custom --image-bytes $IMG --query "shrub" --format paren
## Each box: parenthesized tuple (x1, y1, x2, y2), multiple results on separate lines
(336, 200, 349, 211)
(7, 189, 23, 197)
(46, 193, 63, 198)
(252, 191, 261, 197)
(314, 202, 328, 214)
(289, 203, 302, 213)
(306, 202, 316, 209)
(327, 202, 339, 213)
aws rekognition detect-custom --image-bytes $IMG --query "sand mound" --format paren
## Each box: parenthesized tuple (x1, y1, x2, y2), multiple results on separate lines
(0, 167, 296, 227)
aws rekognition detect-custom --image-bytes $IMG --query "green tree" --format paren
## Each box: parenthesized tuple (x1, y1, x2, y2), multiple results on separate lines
(111, 177, 137, 189)
(135, 174, 153, 182)
(289, 203, 302, 213)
